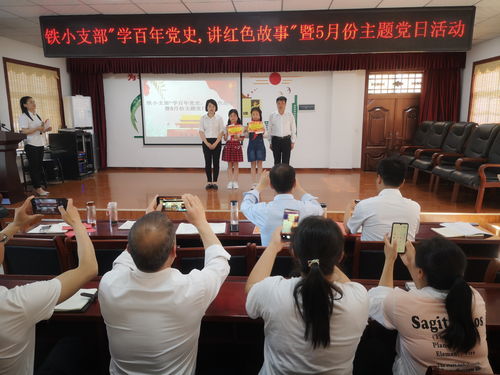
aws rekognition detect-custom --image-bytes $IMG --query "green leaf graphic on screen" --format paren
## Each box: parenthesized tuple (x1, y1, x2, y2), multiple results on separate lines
(130, 94, 141, 133)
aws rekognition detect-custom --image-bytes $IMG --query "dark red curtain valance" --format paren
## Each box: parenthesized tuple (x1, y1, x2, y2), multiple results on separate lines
(67, 52, 466, 74)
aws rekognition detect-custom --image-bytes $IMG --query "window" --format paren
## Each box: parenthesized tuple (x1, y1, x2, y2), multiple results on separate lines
(3, 58, 64, 132)
(468, 56, 500, 124)
(368, 72, 423, 94)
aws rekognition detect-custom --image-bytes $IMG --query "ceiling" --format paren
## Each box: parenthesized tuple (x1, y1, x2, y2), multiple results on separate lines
(0, 0, 499, 49)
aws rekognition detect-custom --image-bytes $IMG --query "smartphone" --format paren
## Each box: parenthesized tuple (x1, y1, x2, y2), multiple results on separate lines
(31, 198, 67, 215)
(390, 222, 409, 254)
(156, 196, 186, 212)
(281, 209, 300, 241)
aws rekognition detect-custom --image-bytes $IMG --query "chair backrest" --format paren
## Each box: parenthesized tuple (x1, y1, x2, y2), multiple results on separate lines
(174, 244, 256, 276)
(441, 122, 477, 153)
(352, 239, 411, 280)
(3, 236, 66, 275)
(65, 237, 128, 276)
(464, 123, 500, 158)
(255, 246, 295, 277)
(487, 127, 500, 163)
(412, 121, 434, 145)
(423, 121, 453, 149)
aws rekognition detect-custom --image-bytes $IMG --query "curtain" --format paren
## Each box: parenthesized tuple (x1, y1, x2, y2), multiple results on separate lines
(419, 68, 461, 122)
(67, 52, 466, 74)
(70, 73, 108, 169)
(469, 58, 500, 123)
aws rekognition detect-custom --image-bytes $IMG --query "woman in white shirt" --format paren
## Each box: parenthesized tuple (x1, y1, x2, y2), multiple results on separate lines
(18, 96, 51, 196)
(368, 236, 492, 375)
(245, 216, 369, 375)
(198, 99, 224, 190)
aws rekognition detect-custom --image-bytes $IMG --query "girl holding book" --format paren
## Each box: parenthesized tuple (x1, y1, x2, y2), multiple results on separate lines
(222, 109, 244, 189)
(246, 107, 266, 189)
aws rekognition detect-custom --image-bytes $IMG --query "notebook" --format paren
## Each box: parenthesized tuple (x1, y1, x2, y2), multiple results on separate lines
(54, 288, 97, 312)
(431, 222, 492, 238)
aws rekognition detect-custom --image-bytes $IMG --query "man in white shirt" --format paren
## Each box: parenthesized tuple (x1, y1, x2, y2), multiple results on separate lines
(99, 194, 230, 375)
(241, 164, 324, 246)
(268, 96, 297, 165)
(0, 196, 98, 375)
(344, 157, 421, 241)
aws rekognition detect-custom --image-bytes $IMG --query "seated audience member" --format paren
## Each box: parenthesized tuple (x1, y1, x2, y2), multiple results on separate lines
(344, 157, 420, 241)
(0, 196, 98, 374)
(241, 164, 323, 246)
(99, 194, 230, 375)
(246, 217, 369, 374)
(368, 236, 492, 375)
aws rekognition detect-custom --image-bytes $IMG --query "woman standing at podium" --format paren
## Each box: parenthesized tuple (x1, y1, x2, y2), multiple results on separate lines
(19, 96, 51, 196)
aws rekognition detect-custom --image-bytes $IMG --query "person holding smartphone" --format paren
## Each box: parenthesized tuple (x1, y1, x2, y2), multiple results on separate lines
(19, 96, 52, 196)
(199, 99, 225, 190)
(246, 217, 368, 374)
(368, 236, 492, 375)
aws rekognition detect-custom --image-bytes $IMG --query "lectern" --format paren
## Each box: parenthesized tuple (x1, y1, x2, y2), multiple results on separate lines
(0, 132, 26, 203)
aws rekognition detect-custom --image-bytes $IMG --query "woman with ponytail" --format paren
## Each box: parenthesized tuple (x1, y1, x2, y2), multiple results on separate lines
(369, 236, 492, 375)
(245, 216, 368, 374)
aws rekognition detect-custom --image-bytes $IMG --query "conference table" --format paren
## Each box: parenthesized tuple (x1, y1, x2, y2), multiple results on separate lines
(1, 275, 499, 330)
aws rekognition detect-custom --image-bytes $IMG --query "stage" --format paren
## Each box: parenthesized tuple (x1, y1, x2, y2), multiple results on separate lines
(9, 168, 500, 224)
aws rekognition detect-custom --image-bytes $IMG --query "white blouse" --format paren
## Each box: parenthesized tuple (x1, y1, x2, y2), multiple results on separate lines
(198, 114, 225, 139)
(18, 112, 45, 147)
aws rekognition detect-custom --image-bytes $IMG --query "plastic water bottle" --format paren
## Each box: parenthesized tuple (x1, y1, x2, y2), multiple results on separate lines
(230, 200, 239, 232)
(86, 201, 96, 226)
(107, 202, 118, 224)
(320, 203, 327, 218)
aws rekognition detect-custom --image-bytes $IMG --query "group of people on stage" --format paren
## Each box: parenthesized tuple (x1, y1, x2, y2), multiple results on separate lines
(0, 157, 493, 375)
(199, 96, 296, 190)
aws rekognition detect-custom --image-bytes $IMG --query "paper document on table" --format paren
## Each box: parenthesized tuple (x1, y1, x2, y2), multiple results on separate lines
(55, 288, 97, 312)
(28, 222, 68, 234)
(176, 222, 227, 235)
(118, 221, 136, 230)
(431, 222, 492, 238)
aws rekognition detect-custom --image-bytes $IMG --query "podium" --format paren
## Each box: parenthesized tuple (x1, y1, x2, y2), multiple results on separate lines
(0, 132, 26, 203)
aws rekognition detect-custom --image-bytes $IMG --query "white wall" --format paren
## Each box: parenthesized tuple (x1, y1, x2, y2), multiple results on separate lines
(460, 36, 500, 121)
(104, 71, 366, 169)
(0, 36, 71, 128)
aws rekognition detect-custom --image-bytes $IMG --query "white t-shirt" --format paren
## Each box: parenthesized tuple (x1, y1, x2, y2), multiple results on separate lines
(18, 112, 45, 147)
(268, 111, 297, 143)
(368, 286, 492, 375)
(347, 189, 421, 241)
(99, 245, 231, 375)
(198, 114, 225, 139)
(0, 279, 61, 375)
(246, 276, 369, 375)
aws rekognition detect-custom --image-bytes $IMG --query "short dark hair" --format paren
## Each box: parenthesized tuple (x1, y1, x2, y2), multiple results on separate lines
(250, 107, 262, 121)
(128, 212, 175, 272)
(276, 96, 287, 103)
(270, 163, 295, 193)
(377, 157, 406, 187)
(205, 99, 218, 112)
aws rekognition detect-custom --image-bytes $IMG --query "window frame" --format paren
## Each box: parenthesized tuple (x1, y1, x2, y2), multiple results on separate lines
(2, 57, 65, 132)
(467, 55, 500, 123)
(367, 70, 423, 95)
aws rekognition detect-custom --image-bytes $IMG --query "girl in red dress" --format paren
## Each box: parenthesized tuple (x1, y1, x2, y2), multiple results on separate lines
(222, 109, 244, 189)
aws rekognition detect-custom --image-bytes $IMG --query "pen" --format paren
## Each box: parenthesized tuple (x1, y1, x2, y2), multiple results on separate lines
(80, 292, 96, 298)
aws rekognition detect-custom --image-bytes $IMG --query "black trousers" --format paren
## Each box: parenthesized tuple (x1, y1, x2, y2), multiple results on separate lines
(271, 136, 292, 165)
(25, 144, 45, 189)
(202, 138, 222, 182)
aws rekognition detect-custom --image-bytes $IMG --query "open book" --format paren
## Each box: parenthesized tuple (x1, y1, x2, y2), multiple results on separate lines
(431, 222, 492, 238)
(55, 288, 97, 312)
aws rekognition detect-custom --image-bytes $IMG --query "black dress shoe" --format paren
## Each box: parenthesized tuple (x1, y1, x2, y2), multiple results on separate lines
(212, 183, 218, 190)
(205, 183, 213, 190)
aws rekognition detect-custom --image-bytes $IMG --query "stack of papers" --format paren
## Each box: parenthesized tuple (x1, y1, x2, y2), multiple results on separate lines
(28, 222, 68, 234)
(431, 222, 492, 238)
(176, 222, 227, 235)
(55, 288, 97, 312)
(118, 220, 136, 230)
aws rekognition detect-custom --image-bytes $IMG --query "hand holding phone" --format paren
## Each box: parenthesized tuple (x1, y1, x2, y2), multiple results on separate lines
(280, 209, 300, 241)
(31, 198, 68, 215)
(390, 222, 409, 254)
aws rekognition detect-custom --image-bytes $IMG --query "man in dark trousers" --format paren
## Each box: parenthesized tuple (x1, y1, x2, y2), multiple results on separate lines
(268, 96, 296, 165)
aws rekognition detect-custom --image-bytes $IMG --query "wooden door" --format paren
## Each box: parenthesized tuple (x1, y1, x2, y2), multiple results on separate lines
(362, 93, 419, 171)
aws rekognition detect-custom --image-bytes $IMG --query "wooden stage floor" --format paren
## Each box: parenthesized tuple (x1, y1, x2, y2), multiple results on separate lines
(17, 168, 500, 218)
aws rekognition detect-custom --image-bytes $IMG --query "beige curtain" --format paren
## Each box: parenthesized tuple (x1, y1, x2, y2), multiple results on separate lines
(6, 61, 63, 133)
(469, 58, 500, 124)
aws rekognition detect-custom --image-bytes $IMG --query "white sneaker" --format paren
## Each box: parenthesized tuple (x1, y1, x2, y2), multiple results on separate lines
(227, 181, 233, 189)
(233, 181, 239, 189)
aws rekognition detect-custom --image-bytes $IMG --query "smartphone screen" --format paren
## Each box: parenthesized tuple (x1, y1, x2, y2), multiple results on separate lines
(156, 196, 186, 212)
(31, 198, 68, 215)
(281, 209, 300, 241)
(390, 222, 409, 253)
